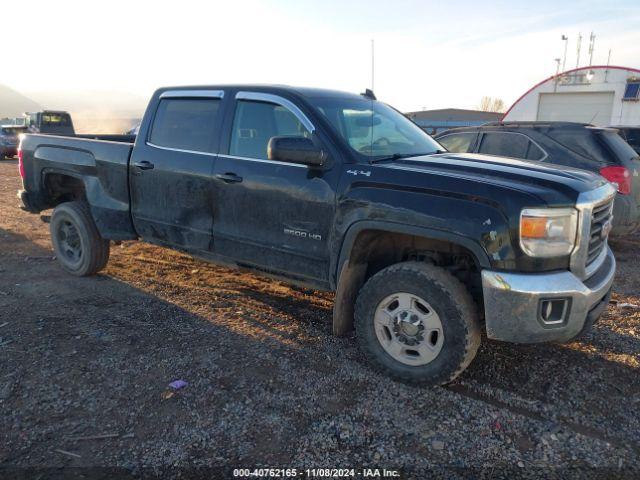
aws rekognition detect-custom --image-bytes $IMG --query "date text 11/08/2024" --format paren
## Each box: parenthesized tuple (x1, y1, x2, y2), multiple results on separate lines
(232, 468, 401, 478)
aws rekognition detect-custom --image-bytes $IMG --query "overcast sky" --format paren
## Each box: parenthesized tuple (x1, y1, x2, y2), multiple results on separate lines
(4, 0, 639, 112)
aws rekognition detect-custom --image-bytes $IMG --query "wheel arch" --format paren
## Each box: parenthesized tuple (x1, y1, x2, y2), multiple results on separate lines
(332, 220, 490, 336)
(41, 169, 137, 240)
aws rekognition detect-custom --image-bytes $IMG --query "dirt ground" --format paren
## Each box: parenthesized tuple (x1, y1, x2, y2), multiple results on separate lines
(1, 159, 639, 479)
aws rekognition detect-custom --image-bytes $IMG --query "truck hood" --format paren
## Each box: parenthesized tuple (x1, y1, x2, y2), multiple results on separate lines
(381, 152, 607, 205)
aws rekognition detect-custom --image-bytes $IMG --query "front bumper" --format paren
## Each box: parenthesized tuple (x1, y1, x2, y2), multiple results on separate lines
(482, 247, 615, 343)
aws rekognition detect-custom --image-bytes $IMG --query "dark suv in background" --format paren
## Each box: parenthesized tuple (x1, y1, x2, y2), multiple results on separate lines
(435, 122, 640, 236)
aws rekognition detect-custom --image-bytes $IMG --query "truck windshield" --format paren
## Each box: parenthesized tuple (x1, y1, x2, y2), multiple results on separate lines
(309, 96, 442, 159)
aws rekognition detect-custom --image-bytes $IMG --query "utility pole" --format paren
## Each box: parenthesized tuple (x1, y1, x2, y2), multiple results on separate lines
(576, 33, 582, 69)
(554, 58, 561, 92)
(561, 35, 568, 72)
(588, 32, 596, 66)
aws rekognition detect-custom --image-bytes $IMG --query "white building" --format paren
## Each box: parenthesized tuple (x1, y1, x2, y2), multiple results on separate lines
(503, 65, 640, 127)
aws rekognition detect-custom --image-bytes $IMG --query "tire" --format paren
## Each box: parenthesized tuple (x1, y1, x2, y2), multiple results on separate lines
(354, 261, 480, 386)
(50, 201, 110, 276)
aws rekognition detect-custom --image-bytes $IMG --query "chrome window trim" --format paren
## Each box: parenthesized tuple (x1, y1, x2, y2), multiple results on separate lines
(146, 141, 217, 157)
(159, 90, 225, 99)
(478, 131, 549, 162)
(234, 91, 316, 133)
(570, 183, 617, 280)
(218, 153, 307, 168)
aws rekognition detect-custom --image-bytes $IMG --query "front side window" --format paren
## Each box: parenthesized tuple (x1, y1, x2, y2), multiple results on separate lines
(438, 132, 476, 153)
(230, 100, 311, 159)
(149, 98, 220, 153)
(309, 96, 441, 159)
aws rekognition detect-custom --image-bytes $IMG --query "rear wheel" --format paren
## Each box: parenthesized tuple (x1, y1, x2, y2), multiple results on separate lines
(354, 261, 480, 385)
(50, 201, 110, 276)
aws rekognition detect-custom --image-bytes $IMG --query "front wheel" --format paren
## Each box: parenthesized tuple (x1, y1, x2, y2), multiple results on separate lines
(354, 262, 480, 385)
(50, 201, 110, 276)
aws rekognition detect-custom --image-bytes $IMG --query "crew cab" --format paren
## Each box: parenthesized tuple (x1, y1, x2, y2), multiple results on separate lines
(18, 85, 617, 385)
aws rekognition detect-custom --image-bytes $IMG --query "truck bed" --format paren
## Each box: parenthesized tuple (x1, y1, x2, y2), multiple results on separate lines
(19, 133, 137, 240)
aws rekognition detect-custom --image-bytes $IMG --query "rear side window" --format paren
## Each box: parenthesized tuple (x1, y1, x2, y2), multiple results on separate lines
(230, 100, 310, 159)
(547, 129, 615, 164)
(149, 98, 221, 153)
(620, 128, 640, 153)
(478, 132, 529, 158)
(602, 131, 639, 162)
(438, 132, 475, 153)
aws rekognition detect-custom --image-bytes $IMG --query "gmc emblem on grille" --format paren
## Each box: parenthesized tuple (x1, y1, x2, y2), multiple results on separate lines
(601, 219, 613, 239)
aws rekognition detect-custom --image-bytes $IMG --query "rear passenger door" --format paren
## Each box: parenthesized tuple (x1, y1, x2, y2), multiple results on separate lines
(130, 90, 224, 251)
(476, 131, 546, 161)
(212, 91, 337, 285)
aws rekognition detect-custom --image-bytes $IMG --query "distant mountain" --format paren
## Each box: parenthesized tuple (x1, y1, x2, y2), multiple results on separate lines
(0, 84, 42, 118)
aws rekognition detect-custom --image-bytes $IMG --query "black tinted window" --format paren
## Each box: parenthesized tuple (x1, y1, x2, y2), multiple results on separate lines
(438, 132, 475, 153)
(230, 100, 310, 159)
(547, 129, 615, 164)
(150, 98, 220, 153)
(619, 129, 640, 153)
(526, 142, 545, 161)
(478, 132, 529, 159)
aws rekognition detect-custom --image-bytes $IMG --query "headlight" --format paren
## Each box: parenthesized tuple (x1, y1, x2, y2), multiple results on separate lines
(520, 208, 578, 257)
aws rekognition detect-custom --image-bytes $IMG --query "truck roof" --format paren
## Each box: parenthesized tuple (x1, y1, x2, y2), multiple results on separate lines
(155, 84, 367, 100)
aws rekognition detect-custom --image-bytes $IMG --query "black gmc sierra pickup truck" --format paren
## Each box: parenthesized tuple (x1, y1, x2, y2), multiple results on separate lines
(18, 85, 617, 385)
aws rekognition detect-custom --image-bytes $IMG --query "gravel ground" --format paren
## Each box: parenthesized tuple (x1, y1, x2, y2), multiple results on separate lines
(0, 159, 639, 479)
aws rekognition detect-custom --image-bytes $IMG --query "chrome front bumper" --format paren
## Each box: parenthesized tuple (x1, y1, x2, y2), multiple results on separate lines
(481, 247, 616, 343)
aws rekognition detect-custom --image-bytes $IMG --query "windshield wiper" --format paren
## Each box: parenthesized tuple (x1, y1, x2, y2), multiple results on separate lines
(369, 151, 445, 164)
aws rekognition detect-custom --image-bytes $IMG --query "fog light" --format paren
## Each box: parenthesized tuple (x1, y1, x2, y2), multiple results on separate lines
(538, 298, 571, 325)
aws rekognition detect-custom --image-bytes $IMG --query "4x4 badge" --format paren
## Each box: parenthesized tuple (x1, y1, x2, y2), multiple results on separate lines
(347, 169, 371, 177)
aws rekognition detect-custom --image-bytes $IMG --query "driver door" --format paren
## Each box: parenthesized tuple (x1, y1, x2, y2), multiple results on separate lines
(212, 92, 337, 285)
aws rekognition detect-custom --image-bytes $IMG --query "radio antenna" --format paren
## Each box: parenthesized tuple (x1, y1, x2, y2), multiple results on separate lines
(371, 39, 375, 91)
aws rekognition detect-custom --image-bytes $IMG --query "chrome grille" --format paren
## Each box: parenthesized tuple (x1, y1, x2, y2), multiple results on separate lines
(586, 199, 614, 266)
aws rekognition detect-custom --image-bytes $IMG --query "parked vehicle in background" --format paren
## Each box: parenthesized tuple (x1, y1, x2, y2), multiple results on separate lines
(615, 126, 640, 155)
(435, 122, 640, 236)
(0, 125, 27, 159)
(18, 85, 617, 385)
(124, 123, 140, 136)
(25, 110, 75, 136)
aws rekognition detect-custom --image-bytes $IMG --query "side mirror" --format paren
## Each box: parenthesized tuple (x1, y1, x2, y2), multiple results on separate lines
(267, 135, 326, 167)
